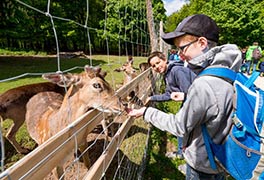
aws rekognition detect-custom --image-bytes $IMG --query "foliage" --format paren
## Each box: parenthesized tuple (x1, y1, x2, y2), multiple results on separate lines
(0, 48, 47, 56)
(1, 0, 165, 55)
(97, 0, 166, 55)
(164, 0, 264, 48)
(144, 100, 185, 179)
(200, 0, 264, 47)
(152, 0, 167, 23)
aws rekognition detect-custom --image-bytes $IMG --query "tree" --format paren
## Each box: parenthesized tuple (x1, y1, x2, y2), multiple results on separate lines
(1, 0, 167, 55)
(146, 0, 158, 52)
(164, 0, 264, 48)
(201, 0, 263, 47)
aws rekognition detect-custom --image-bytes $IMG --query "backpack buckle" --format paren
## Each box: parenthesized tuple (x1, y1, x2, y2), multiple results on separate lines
(232, 113, 243, 129)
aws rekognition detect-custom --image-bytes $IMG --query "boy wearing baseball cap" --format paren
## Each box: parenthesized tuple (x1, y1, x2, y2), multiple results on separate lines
(128, 14, 242, 179)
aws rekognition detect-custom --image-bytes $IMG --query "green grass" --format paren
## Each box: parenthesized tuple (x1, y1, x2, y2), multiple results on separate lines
(143, 101, 186, 180)
(0, 55, 146, 92)
(145, 129, 186, 180)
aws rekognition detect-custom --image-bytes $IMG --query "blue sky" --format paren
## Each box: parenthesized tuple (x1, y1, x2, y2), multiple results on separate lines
(162, 0, 188, 16)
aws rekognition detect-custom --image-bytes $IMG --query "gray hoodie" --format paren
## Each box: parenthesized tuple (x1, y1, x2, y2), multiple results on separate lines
(144, 44, 242, 174)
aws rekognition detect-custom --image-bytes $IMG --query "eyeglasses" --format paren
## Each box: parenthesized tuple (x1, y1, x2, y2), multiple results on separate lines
(178, 39, 198, 53)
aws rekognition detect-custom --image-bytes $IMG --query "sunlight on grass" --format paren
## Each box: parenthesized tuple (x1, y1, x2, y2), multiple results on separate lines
(120, 118, 149, 165)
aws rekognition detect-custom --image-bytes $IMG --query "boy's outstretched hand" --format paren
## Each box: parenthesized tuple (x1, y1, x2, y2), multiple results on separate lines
(127, 107, 147, 118)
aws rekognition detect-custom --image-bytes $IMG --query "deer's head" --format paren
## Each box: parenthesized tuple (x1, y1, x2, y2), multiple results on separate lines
(80, 66, 125, 114)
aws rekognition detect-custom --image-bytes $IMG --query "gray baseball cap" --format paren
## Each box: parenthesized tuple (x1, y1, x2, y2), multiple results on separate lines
(162, 14, 219, 45)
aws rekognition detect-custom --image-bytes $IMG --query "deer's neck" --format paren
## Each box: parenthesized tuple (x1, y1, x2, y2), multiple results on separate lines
(54, 86, 88, 128)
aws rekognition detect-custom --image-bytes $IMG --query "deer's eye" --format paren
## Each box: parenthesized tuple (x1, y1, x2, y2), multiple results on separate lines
(93, 83, 101, 89)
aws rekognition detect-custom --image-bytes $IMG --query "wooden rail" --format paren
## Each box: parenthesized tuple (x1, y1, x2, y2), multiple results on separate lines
(0, 68, 154, 180)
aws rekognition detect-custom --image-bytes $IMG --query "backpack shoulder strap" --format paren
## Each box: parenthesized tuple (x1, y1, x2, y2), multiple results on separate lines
(199, 67, 237, 82)
(199, 67, 236, 170)
(201, 124, 218, 170)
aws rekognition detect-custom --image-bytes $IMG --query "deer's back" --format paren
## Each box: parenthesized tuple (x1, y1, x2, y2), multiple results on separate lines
(0, 82, 65, 119)
(26, 91, 64, 144)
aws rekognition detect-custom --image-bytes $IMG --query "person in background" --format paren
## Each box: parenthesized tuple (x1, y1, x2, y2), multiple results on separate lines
(168, 49, 176, 61)
(146, 51, 196, 103)
(240, 47, 248, 73)
(128, 14, 242, 180)
(169, 49, 183, 63)
(251, 45, 262, 72)
(258, 59, 264, 76)
(145, 51, 196, 159)
(173, 50, 183, 64)
(241, 47, 247, 62)
(245, 42, 262, 74)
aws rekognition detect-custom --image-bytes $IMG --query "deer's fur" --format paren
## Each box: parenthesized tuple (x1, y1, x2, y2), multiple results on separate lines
(139, 62, 150, 72)
(114, 62, 137, 85)
(115, 62, 143, 107)
(25, 66, 125, 179)
(0, 82, 65, 154)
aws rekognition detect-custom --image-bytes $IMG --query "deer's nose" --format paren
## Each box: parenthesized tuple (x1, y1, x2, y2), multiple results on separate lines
(118, 97, 128, 107)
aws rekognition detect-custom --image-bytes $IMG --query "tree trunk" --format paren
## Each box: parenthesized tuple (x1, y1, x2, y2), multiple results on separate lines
(146, 0, 158, 52)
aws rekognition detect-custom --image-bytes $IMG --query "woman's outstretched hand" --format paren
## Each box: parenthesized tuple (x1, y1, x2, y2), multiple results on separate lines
(170, 92, 185, 102)
(127, 107, 146, 118)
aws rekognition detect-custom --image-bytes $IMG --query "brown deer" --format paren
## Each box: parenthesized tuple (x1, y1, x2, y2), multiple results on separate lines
(42, 67, 112, 139)
(115, 61, 137, 85)
(0, 82, 65, 154)
(115, 62, 143, 107)
(0, 66, 106, 154)
(139, 62, 150, 72)
(25, 65, 126, 179)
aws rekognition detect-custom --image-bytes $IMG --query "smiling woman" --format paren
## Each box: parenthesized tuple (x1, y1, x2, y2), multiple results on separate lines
(162, 0, 187, 16)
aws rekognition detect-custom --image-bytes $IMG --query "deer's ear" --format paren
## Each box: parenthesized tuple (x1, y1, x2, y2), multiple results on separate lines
(84, 65, 103, 78)
(84, 65, 92, 73)
(42, 73, 75, 87)
(93, 66, 102, 76)
(60, 73, 79, 87)
(84, 65, 95, 78)
(42, 73, 62, 84)
(100, 71, 107, 78)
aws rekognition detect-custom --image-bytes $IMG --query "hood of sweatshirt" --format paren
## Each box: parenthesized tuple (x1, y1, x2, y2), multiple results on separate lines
(166, 61, 184, 74)
(187, 44, 242, 74)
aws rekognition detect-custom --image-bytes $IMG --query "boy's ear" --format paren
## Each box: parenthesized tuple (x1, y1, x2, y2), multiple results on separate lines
(198, 37, 208, 49)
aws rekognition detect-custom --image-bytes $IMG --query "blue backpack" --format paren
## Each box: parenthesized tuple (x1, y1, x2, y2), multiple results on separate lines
(199, 68, 264, 180)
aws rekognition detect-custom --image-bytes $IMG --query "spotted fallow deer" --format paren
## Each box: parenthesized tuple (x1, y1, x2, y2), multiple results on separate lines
(42, 67, 112, 139)
(115, 62, 143, 107)
(0, 66, 106, 154)
(139, 62, 150, 72)
(25, 65, 126, 179)
(115, 61, 137, 85)
(0, 82, 65, 154)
